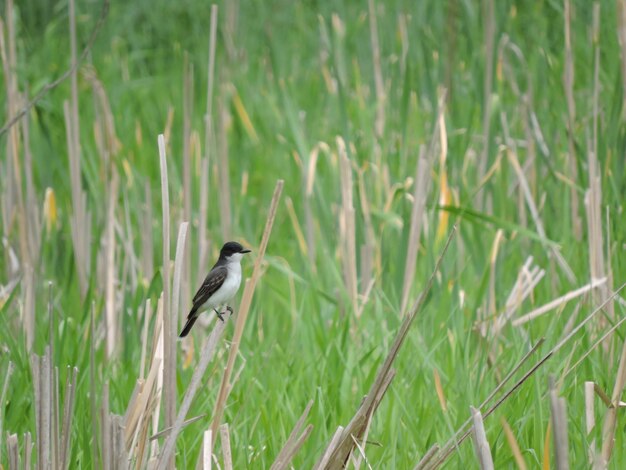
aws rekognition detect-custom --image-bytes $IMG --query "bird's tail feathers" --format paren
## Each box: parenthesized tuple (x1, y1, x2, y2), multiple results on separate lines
(179, 307, 199, 338)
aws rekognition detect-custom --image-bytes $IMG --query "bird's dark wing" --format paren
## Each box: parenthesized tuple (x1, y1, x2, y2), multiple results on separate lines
(192, 266, 228, 306)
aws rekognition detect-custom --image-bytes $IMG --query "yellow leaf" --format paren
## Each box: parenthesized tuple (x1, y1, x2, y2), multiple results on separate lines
(433, 368, 447, 412)
(43, 187, 57, 233)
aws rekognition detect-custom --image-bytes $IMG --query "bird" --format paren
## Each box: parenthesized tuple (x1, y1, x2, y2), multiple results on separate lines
(179, 241, 251, 337)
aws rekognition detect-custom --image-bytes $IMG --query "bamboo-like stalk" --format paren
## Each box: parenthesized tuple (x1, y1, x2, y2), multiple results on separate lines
(157, 134, 175, 469)
(210, 180, 284, 440)
(198, 156, 210, 282)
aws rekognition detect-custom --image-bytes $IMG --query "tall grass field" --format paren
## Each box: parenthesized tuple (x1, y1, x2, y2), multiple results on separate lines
(2, 0, 626, 468)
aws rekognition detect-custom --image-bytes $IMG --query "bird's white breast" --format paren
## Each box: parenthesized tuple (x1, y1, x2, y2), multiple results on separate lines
(206, 261, 242, 308)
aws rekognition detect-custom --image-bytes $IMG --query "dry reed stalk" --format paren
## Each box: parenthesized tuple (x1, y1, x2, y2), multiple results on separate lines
(89, 304, 99, 469)
(314, 426, 344, 470)
(142, 183, 155, 279)
(157, 134, 175, 469)
(219, 424, 233, 470)
(563, 0, 582, 240)
(210, 180, 284, 440)
(585, 3, 610, 325)
(356, 167, 375, 295)
(303, 142, 328, 268)
(500, 417, 527, 470)
(337, 137, 358, 316)
(470, 407, 493, 470)
(157, 322, 226, 469)
(198, 156, 210, 282)
(105, 171, 119, 358)
(318, 229, 455, 469)
(183, 54, 194, 318)
(217, 98, 232, 240)
(2, 0, 31, 274)
(271, 400, 314, 470)
(172, 222, 189, 332)
(492, 257, 544, 335)
(7, 433, 18, 469)
(507, 148, 575, 283)
(400, 146, 431, 316)
(23, 266, 35, 350)
(476, 0, 494, 206)
(140, 299, 153, 380)
(512, 277, 606, 326)
(368, 0, 385, 137)
(200, 429, 212, 470)
(550, 385, 570, 470)
(585, 381, 597, 465)
(414, 444, 439, 469)
(60, 367, 78, 469)
(600, 320, 626, 461)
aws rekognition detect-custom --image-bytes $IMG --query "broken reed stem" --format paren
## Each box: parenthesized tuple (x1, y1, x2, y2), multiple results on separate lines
(512, 277, 607, 326)
(550, 385, 570, 470)
(470, 407, 494, 470)
(156, 319, 229, 469)
(157, 133, 175, 469)
(271, 400, 314, 470)
(210, 180, 284, 439)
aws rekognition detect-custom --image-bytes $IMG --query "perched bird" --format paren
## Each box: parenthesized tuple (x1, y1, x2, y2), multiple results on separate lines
(179, 241, 251, 337)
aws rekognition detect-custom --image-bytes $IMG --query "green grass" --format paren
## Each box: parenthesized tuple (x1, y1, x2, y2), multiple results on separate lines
(2, 0, 626, 467)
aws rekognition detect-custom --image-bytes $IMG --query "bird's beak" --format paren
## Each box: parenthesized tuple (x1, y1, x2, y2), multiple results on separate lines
(241, 249, 251, 254)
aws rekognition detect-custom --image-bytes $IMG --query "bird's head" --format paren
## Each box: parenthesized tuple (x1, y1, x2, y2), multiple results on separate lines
(219, 241, 251, 261)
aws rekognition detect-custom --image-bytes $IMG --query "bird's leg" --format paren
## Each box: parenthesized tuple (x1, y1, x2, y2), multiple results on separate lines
(226, 305, 234, 316)
(214, 308, 225, 322)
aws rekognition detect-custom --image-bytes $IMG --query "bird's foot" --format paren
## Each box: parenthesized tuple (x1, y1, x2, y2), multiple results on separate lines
(214, 308, 225, 322)
(226, 305, 234, 316)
